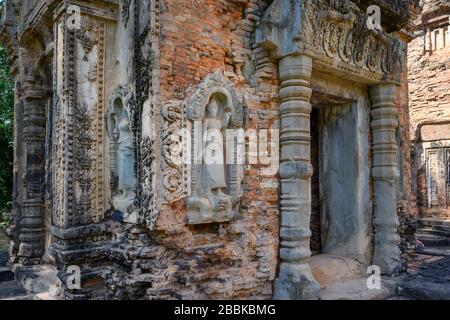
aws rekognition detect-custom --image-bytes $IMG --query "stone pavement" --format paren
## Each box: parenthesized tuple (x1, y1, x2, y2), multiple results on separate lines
(0, 249, 33, 300)
(318, 250, 450, 300)
(0, 280, 32, 300)
(396, 252, 450, 300)
(0, 263, 61, 300)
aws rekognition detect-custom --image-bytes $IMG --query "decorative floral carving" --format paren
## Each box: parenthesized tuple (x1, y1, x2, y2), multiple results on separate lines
(140, 136, 156, 228)
(52, 16, 107, 227)
(161, 102, 184, 167)
(134, 0, 160, 229)
(256, 0, 406, 81)
(122, 0, 132, 26)
(73, 102, 95, 226)
(76, 16, 100, 54)
(161, 101, 186, 203)
(303, 0, 406, 79)
(163, 168, 184, 202)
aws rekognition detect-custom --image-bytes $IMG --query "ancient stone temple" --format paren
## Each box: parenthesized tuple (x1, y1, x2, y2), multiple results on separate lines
(409, 0, 450, 246)
(410, 0, 450, 219)
(0, 0, 419, 300)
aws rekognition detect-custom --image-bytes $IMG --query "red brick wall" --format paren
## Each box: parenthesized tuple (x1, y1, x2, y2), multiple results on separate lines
(131, 0, 281, 299)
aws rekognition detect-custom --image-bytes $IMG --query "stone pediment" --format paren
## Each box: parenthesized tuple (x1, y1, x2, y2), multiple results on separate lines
(256, 0, 407, 84)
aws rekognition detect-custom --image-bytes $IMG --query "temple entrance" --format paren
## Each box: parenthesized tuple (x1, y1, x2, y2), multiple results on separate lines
(309, 98, 373, 287)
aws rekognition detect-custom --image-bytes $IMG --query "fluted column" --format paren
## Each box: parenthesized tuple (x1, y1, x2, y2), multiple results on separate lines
(274, 54, 320, 300)
(370, 84, 401, 275)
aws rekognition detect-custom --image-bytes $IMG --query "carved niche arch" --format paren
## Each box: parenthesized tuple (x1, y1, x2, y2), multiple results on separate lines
(186, 70, 245, 225)
(107, 85, 140, 223)
(187, 71, 244, 127)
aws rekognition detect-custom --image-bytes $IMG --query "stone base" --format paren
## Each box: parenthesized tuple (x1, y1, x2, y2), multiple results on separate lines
(187, 207, 236, 225)
(319, 277, 395, 300)
(273, 263, 320, 300)
(310, 254, 363, 287)
(373, 243, 402, 275)
(13, 264, 60, 296)
(17, 243, 44, 263)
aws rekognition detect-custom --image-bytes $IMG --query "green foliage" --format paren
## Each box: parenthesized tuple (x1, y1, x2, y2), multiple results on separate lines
(0, 211, 11, 231)
(0, 45, 14, 229)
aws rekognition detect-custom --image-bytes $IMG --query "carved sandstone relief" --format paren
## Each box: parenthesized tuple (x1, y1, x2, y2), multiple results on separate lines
(107, 0, 161, 229)
(136, 0, 160, 230)
(186, 71, 245, 225)
(257, 0, 406, 83)
(52, 13, 107, 228)
(161, 101, 188, 204)
(302, 0, 405, 77)
(108, 85, 139, 224)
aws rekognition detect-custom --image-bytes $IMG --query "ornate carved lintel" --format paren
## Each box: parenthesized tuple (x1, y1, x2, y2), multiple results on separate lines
(256, 0, 407, 84)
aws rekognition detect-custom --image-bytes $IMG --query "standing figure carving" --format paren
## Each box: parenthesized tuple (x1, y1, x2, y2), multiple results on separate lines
(187, 95, 233, 224)
(186, 71, 245, 225)
(202, 97, 232, 206)
(109, 86, 138, 223)
(115, 108, 136, 207)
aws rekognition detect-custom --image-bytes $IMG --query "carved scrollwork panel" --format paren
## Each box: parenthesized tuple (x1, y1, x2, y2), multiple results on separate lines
(303, 0, 406, 80)
(51, 13, 108, 228)
(258, 0, 406, 83)
(161, 101, 188, 204)
(140, 136, 156, 228)
(136, 0, 161, 230)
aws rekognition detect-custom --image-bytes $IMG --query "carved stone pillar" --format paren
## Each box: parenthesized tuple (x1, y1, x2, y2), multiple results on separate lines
(274, 54, 320, 300)
(17, 75, 47, 265)
(370, 84, 401, 275)
(49, 2, 118, 269)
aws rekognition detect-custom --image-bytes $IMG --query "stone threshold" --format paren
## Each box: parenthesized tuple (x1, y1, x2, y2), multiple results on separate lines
(319, 276, 399, 300)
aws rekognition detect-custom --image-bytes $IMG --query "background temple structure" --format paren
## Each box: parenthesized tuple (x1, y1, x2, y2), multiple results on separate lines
(0, 0, 423, 300)
(409, 0, 450, 248)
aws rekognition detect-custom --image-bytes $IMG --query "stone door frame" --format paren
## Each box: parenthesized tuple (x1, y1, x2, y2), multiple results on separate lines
(311, 95, 372, 268)
(256, 0, 405, 300)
